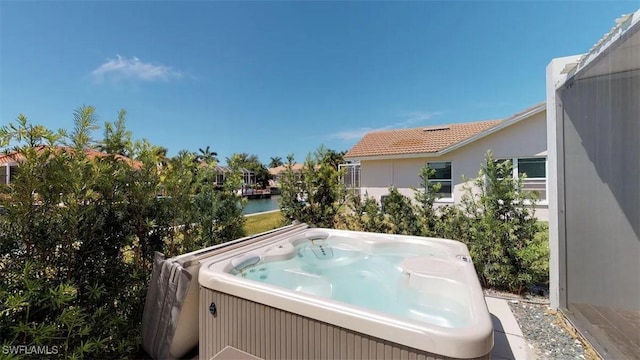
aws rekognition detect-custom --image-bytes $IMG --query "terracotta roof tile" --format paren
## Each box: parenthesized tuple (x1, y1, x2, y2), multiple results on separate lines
(0, 146, 142, 168)
(268, 163, 306, 175)
(345, 119, 503, 158)
(0, 152, 23, 165)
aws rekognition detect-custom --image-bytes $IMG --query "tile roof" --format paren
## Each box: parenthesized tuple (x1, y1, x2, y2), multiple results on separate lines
(0, 146, 142, 168)
(268, 163, 306, 175)
(0, 152, 20, 165)
(344, 119, 504, 159)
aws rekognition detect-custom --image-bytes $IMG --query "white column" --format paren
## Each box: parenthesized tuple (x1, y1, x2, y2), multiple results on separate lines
(546, 55, 582, 309)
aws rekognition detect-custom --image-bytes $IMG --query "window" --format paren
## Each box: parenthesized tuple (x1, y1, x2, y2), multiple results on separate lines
(339, 162, 360, 194)
(242, 169, 255, 186)
(0, 166, 6, 185)
(215, 173, 225, 185)
(516, 158, 546, 201)
(0, 165, 18, 185)
(10, 166, 17, 181)
(380, 195, 389, 213)
(494, 157, 547, 201)
(427, 162, 452, 199)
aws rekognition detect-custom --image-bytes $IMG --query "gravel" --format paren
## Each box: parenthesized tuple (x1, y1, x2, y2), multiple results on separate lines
(509, 300, 588, 359)
(484, 289, 596, 360)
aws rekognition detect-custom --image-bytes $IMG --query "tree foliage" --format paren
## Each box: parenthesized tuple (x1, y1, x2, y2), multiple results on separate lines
(0, 107, 246, 358)
(441, 152, 548, 293)
(268, 156, 283, 169)
(197, 145, 219, 164)
(411, 166, 442, 236)
(339, 192, 391, 233)
(320, 149, 346, 170)
(226, 152, 271, 188)
(98, 109, 132, 157)
(279, 147, 347, 227)
(338, 154, 548, 294)
(381, 187, 421, 235)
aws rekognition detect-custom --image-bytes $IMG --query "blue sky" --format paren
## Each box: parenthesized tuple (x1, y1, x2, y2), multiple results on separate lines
(1, 1, 637, 164)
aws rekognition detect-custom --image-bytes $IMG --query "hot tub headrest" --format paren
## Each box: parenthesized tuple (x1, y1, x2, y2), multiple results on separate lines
(231, 252, 261, 271)
(305, 230, 330, 241)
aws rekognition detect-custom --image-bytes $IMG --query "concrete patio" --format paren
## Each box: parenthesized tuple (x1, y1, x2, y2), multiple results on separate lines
(486, 296, 533, 360)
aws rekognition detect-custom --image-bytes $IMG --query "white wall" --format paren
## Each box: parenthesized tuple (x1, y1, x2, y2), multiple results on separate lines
(546, 55, 583, 310)
(359, 110, 549, 220)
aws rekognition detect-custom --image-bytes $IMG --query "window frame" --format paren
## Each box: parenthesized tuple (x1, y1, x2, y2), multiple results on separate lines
(516, 157, 548, 204)
(426, 161, 453, 203)
(0, 165, 7, 185)
(495, 157, 548, 205)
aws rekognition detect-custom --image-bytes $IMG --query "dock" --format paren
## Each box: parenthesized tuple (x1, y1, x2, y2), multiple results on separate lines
(241, 188, 271, 199)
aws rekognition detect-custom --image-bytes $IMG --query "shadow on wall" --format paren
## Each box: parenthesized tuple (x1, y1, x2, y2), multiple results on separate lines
(559, 71, 640, 239)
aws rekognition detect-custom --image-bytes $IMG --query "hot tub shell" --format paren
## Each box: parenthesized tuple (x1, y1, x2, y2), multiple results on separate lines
(198, 228, 493, 359)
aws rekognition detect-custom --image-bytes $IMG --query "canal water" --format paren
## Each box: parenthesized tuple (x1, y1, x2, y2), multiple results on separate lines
(243, 195, 281, 215)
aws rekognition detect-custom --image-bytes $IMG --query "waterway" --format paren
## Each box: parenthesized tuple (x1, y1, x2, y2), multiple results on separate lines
(243, 195, 281, 215)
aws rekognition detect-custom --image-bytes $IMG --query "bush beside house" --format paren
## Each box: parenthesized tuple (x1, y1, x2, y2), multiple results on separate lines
(281, 151, 549, 294)
(0, 106, 549, 359)
(0, 107, 245, 359)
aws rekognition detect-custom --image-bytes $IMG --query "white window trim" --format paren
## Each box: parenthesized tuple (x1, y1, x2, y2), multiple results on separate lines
(513, 157, 548, 206)
(427, 161, 454, 203)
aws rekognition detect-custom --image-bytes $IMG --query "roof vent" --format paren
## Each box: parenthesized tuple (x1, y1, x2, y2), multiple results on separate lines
(423, 125, 450, 132)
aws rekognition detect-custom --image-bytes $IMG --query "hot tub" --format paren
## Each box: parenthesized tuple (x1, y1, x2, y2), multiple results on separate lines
(199, 228, 493, 359)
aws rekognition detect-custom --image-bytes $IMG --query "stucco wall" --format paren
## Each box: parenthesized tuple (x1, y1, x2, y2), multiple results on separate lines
(550, 17, 640, 357)
(560, 71, 640, 299)
(358, 110, 548, 220)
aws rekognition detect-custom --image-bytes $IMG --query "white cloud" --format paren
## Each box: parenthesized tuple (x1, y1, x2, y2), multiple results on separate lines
(91, 55, 183, 82)
(397, 111, 443, 126)
(329, 111, 443, 141)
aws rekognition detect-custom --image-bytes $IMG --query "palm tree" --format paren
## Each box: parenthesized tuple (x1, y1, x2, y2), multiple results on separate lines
(269, 156, 283, 168)
(153, 146, 169, 168)
(197, 146, 218, 164)
(322, 148, 346, 169)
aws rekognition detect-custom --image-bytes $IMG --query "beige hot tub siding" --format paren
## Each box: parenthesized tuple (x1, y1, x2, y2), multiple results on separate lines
(359, 111, 548, 221)
(200, 288, 491, 360)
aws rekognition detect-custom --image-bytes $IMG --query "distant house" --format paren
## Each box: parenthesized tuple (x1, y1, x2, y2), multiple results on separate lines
(0, 157, 18, 185)
(344, 102, 549, 220)
(210, 166, 252, 186)
(268, 163, 306, 188)
(546, 9, 640, 359)
(0, 146, 141, 185)
(210, 165, 231, 186)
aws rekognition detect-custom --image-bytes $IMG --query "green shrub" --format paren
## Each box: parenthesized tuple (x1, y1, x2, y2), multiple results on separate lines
(337, 153, 549, 294)
(381, 187, 421, 235)
(450, 152, 549, 293)
(193, 162, 246, 246)
(411, 165, 442, 236)
(279, 147, 346, 228)
(339, 192, 391, 233)
(0, 107, 245, 358)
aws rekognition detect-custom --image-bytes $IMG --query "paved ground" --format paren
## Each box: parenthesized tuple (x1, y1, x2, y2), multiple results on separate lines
(486, 296, 535, 359)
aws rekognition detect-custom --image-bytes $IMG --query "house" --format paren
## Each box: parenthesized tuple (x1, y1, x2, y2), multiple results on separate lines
(268, 163, 306, 188)
(0, 146, 141, 185)
(546, 9, 640, 359)
(344, 102, 549, 220)
(208, 165, 255, 187)
(0, 157, 18, 185)
(210, 165, 231, 186)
